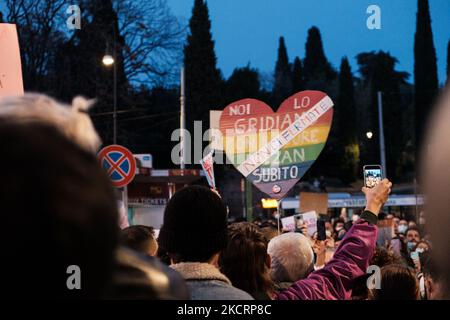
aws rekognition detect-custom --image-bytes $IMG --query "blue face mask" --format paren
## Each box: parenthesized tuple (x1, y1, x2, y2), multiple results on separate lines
(407, 241, 416, 251)
(398, 225, 408, 234)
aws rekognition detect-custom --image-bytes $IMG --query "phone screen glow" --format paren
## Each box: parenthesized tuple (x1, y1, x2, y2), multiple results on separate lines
(364, 168, 382, 188)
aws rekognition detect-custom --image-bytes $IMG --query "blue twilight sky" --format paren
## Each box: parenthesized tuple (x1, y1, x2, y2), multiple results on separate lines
(167, 0, 450, 85)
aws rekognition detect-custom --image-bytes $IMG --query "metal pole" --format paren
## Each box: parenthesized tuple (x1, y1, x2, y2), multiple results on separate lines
(414, 177, 419, 222)
(113, 27, 117, 145)
(277, 200, 281, 235)
(377, 91, 386, 176)
(180, 67, 186, 169)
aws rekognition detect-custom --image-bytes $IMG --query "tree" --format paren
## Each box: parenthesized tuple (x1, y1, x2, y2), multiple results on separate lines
(273, 36, 292, 105)
(303, 26, 336, 89)
(336, 57, 359, 182)
(356, 51, 410, 179)
(414, 0, 438, 153)
(447, 40, 450, 85)
(5, 0, 67, 91)
(184, 0, 222, 144)
(226, 65, 260, 101)
(291, 56, 304, 93)
(112, 0, 186, 87)
(0, 11, 4, 23)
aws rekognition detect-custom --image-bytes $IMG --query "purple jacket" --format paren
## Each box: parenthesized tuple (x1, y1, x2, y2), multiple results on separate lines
(277, 214, 377, 300)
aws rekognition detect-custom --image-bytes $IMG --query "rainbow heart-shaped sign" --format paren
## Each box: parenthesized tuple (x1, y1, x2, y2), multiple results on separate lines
(219, 90, 333, 199)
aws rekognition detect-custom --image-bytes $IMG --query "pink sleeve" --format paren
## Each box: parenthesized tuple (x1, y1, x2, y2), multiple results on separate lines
(277, 219, 377, 300)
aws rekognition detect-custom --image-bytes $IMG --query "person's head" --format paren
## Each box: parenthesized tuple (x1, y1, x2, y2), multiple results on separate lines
(414, 241, 430, 253)
(325, 221, 333, 233)
(0, 94, 100, 152)
(121, 225, 158, 256)
(419, 211, 426, 225)
(158, 185, 228, 264)
(422, 85, 450, 298)
(259, 226, 279, 242)
(408, 220, 417, 229)
(0, 121, 118, 298)
(267, 232, 314, 284)
(421, 251, 445, 300)
(369, 265, 419, 300)
(393, 217, 400, 234)
(333, 219, 345, 233)
(406, 227, 421, 247)
(398, 219, 408, 235)
(370, 247, 404, 268)
(219, 222, 273, 297)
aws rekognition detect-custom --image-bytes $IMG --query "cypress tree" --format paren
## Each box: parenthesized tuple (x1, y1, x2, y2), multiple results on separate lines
(273, 36, 292, 105)
(226, 65, 260, 101)
(184, 0, 222, 132)
(291, 56, 304, 93)
(414, 0, 438, 153)
(336, 57, 359, 182)
(303, 26, 335, 85)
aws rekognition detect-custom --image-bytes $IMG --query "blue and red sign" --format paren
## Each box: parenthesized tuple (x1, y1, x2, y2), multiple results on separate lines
(98, 145, 136, 188)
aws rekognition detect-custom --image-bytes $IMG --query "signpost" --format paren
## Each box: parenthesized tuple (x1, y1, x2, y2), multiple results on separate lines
(98, 145, 137, 188)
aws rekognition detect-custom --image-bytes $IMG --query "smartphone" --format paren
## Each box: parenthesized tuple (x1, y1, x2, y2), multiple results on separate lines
(363, 164, 383, 188)
(317, 219, 326, 241)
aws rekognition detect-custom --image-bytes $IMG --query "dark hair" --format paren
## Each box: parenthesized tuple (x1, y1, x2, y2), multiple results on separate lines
(121, 225, 156, 255)
(219, 222, 274, 299)
(259, 226, 279, 242)
(158, 185, 228, 263)
(421, 250, 443, 282)
(333, 218, 345, 229)
(370, 247, 405, 267)
(406, 226, 421, 236)
(0, 121, 118, 298)
(369, 264, 419, 300)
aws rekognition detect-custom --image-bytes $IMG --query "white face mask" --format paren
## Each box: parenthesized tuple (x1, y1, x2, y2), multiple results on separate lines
(398, 225, 408, 234)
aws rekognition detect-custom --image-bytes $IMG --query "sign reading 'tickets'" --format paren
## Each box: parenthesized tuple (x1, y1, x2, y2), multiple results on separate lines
(219, 90, 334, 199)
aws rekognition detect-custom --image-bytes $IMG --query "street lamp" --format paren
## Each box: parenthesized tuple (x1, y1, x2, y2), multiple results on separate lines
(102, 54, 114, 66)
(366, 131, 373, 139)
(102, 28, 117, 145)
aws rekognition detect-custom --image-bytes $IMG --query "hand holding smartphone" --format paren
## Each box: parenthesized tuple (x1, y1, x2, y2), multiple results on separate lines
(317, 219, 326, 241)
(363, 164, 383, 188)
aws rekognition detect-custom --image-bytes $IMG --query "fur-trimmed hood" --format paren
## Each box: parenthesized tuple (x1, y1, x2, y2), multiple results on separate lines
(170, 262, 231, 285)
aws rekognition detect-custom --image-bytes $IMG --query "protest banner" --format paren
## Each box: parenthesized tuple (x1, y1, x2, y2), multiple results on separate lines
(281, 215, 296, 232)
(219, 91, 333, 199)
(300, 192, 329, 214)
(200, 150, 216, 189)
(0, 24, 24, 97)
(296, 210, 318, 236)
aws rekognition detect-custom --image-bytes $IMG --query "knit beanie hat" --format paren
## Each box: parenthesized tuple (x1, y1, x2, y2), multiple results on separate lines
(158, 185, 228, 261)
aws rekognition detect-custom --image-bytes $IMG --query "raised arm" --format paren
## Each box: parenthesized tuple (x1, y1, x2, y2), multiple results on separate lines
(277, 179, 392, 300)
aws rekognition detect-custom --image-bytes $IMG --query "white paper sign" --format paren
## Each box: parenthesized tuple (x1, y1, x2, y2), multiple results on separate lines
(298, 210, 317, 236)
(281, 215, 296, 232)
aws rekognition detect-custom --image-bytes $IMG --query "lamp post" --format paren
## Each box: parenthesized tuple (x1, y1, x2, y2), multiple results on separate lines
(102, 27, 117, 145)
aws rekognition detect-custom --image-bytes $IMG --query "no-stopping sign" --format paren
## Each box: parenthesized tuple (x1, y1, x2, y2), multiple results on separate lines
(98, 145, 136, 188)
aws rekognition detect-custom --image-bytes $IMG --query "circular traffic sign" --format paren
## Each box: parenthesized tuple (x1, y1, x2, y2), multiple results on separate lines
(98, 145, 136, 188)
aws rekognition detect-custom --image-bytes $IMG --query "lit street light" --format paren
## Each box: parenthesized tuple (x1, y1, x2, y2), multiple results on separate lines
(366, 131, 373, 139)
(102, 54, 114, 66)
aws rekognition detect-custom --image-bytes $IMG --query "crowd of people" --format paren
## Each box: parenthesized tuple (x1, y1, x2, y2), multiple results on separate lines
(0, 88, 449, 299)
